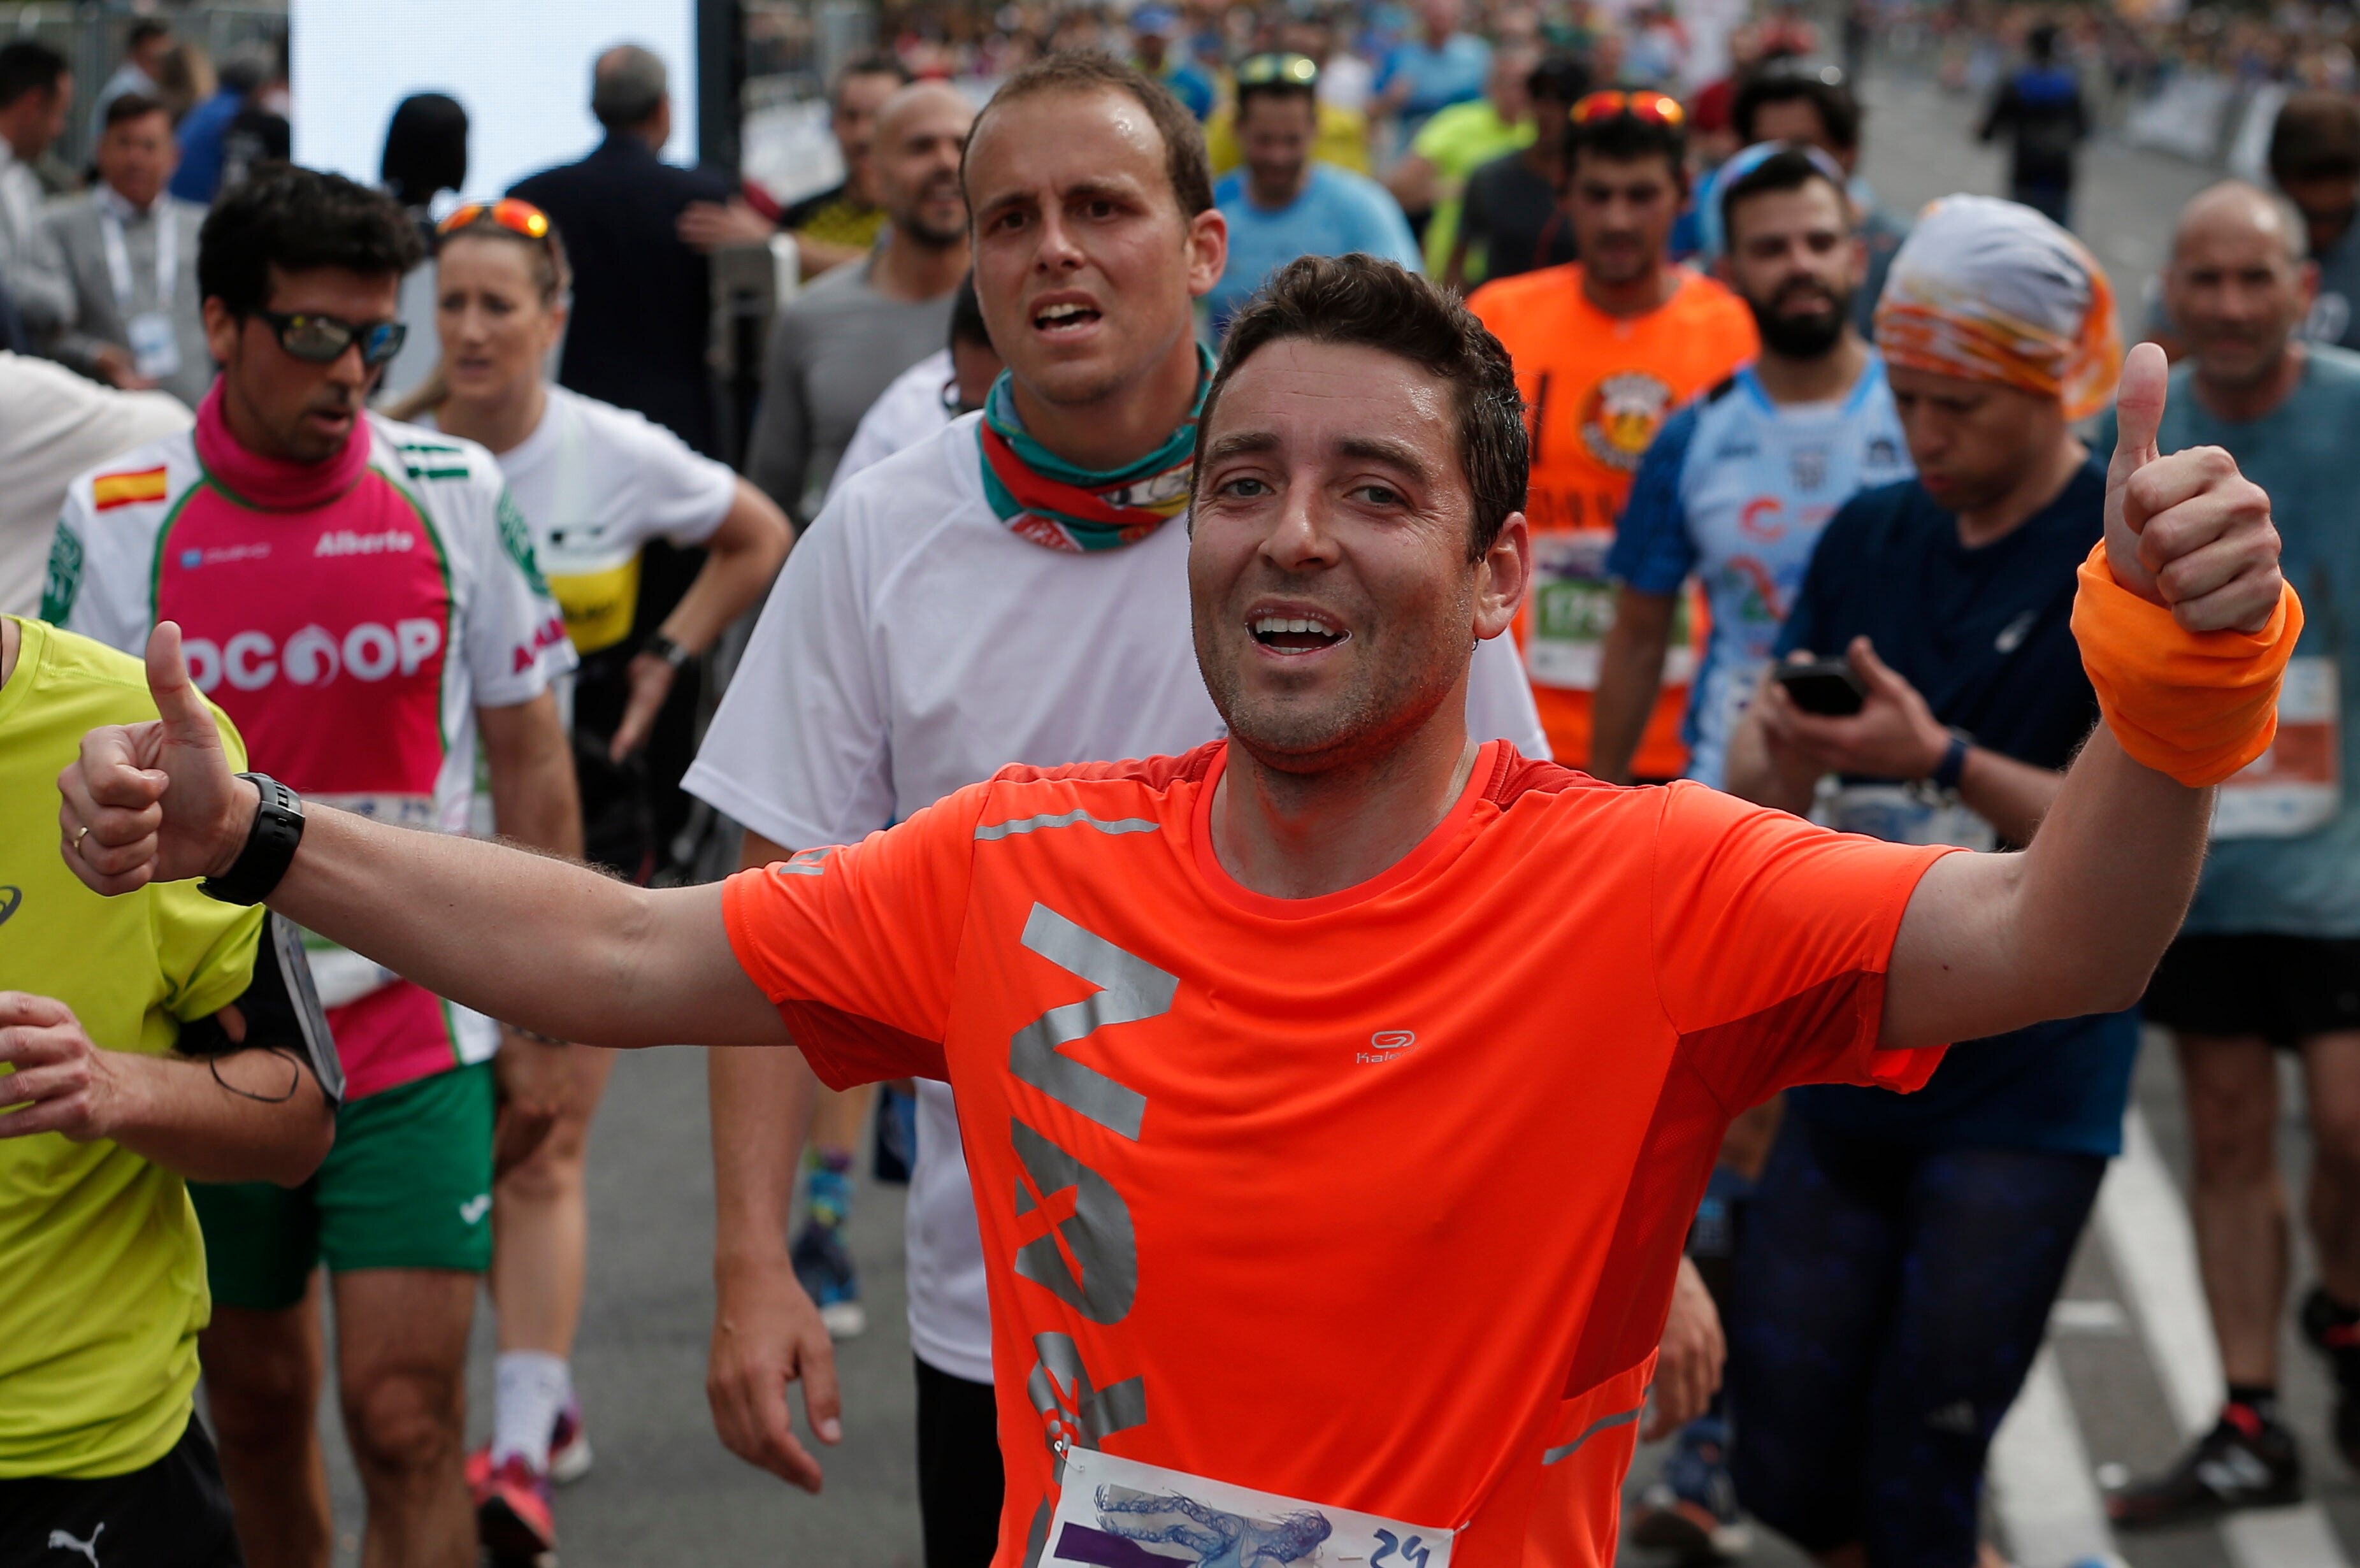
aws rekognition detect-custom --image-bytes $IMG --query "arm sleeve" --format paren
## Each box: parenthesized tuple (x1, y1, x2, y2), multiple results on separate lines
(745, 308, 815, 522)
(461, 476, 578, 707)
(720, 782, 989, 1088)
(8, 215, 75, 338)
(681, 487, 896, 851)
(1650, 780, 1956, 1110)
(1606, 405, 1702, 594)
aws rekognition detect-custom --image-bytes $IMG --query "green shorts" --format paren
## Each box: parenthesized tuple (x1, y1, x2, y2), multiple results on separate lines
(191, 1062, 494, 1311)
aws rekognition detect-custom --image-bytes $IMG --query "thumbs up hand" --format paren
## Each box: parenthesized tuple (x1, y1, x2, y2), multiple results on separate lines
(59, 622, 256, 896)
(2103, 340, 2284, 635)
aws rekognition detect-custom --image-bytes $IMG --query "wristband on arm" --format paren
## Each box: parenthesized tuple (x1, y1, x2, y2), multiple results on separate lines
(2070, 541, 2303, 787)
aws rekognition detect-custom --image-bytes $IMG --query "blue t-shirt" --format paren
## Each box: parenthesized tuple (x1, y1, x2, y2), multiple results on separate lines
(1608, 359, 1913, 789)
(1206, 166, 1423, 336)
(1776, 457, 2140, 1156)
(1374, 34, 1491, 133)
(2092, 347, 2360, 935)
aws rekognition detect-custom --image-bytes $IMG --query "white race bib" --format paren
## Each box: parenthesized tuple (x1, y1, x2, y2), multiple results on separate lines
(1824, 782, 1997, 852)
(2212, 655, 2341, 839)
(1523, 531, 1696, 692)
(1046, 1448, 1457, 1568)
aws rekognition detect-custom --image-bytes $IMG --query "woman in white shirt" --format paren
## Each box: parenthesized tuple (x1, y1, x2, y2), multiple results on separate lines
(388, 196, 791, 1556)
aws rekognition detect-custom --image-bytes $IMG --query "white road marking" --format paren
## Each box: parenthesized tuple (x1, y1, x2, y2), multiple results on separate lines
(1990, 1348, 2126, 1567)
(2098, 1108, 2354, 1568)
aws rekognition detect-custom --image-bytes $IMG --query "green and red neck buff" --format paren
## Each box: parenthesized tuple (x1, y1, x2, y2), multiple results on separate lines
(977, 347, 1213, 554)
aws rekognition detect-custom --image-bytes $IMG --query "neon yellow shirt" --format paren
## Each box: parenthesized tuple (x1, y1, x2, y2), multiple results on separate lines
(1410, 101, 1535, 275)
(0, 615, 263, 1479)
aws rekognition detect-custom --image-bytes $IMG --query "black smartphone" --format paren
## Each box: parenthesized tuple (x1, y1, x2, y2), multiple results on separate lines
(1773, 658, 1867, 717)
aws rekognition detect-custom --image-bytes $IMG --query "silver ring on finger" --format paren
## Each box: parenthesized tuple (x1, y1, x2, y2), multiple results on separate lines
(71, 825, 89, 856)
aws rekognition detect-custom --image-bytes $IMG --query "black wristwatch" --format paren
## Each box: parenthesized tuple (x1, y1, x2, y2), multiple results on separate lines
(201, 773, 306, 906)
(644, 632, 693, 671)
(1929, 730, 1974, 793)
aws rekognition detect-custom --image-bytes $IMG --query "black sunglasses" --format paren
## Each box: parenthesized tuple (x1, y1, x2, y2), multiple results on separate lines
(254, 310, 408, 368)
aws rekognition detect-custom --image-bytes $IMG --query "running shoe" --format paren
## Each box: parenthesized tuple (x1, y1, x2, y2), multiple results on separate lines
(2106, 1411, 2303, 1527)
(473, 1452, 556, 1557)
(549, 1399, 594, 1486)
(791, 1219, 867, 1339)
(1628, 1416, 1751, 1563)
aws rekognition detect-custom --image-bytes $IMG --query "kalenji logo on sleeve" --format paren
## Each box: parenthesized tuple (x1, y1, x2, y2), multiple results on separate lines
(183, 619, 444, 693)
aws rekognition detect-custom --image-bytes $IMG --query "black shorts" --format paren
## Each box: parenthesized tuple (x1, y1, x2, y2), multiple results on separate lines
(2144, 932, 2360, 1046)
(0, 1416, 242, 1568)
(916, 1356, 1004, 1568)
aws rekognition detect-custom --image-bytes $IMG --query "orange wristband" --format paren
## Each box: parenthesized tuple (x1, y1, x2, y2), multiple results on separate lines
(2070, 541, 2303, 788)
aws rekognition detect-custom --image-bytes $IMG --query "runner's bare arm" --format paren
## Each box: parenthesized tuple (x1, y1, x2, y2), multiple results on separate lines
(707, 829, 840, 1491)
(1878, 343, 2282, 1051)
(1590, 586, 1676, 786)
(58, 624, 791, 1052)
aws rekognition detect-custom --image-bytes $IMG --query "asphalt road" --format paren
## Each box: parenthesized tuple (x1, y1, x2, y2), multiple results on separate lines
(257, 59, 2335, 1568)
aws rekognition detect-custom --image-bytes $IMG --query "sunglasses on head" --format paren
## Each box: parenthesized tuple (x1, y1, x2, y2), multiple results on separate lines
(1571, 90, 1687, 128)
(1236, 52, 1320, 87)
(255, 310, 408, 368)
(436, 198, 554, 241)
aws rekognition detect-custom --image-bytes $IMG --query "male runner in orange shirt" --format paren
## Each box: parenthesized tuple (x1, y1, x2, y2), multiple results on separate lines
(1468, 92, 1758, 775)
(63, 258, 2289, 1567)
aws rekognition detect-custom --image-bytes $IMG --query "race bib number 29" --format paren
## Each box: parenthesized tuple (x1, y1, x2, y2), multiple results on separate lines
(1046, 1448, 1457, 1568)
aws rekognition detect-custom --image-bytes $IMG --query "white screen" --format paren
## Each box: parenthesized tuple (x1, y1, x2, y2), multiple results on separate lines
(289, 0, 700, 201)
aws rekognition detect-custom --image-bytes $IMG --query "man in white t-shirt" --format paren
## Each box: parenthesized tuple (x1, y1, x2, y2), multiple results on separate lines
(686, 52, 1545, 1568)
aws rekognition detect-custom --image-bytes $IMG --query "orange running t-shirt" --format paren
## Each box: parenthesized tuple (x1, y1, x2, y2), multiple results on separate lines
(1465, 266, 1759, 776)
(724, 741, 1951, 1568)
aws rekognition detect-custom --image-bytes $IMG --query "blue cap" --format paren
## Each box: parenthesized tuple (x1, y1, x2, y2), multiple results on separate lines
(1132, 5, 1179, 34)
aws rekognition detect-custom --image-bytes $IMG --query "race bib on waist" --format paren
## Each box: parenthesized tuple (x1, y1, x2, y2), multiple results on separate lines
(1525, 531, 1695, 691)
(1046, 1448, 1457, 1568)
(2213, 654, 2341, 839)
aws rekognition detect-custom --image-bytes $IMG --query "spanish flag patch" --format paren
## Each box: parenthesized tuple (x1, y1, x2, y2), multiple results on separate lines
(92, 466, 168, 511)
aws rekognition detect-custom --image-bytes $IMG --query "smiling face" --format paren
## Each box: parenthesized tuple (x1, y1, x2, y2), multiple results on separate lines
(435, 233, 564, 410)
(966, 85, 1224, 412)
(1189, 338, 1529, 773)
(873, 82, 975, 250)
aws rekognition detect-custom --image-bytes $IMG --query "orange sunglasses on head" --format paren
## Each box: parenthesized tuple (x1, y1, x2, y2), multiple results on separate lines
(436, 198, 552, 240)
(1571, 90, 1687, 128)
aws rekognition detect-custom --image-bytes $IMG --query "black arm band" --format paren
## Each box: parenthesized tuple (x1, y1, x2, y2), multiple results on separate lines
(200, 773, 306, 907)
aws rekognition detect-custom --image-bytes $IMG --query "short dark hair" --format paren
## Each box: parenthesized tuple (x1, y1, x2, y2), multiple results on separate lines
(2272, 92, 2360, 185)
(2026, 23, 2060, 62)
(1564, 108, 1688, 192)
(1720, 145, 1850, 244)
(199, 164, 427, 317)
(103, 91, 169, 132)
(0, 40, 68, 110)
(949, 270, 990, 350)
(591, 45, 667, 130)
(965, 54, 1212, 219)
(833, 52, 914, 110)
(1527, 54, 1593, 108)
(1200, 254, 1527, 561)
(127, 19, 171, 50)
(1730, 63, 1860, 151)
(1235, 77, 1316, 123)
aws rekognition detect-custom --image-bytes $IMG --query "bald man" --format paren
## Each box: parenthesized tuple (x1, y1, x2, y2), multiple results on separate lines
(746, 80, 977, 524)
(2110, 180, 2360, 1526)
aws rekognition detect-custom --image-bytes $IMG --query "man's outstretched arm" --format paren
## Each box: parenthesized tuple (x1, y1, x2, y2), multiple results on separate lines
(59, 624, 789, 1053)
(1880, 343, 2285, 1051)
